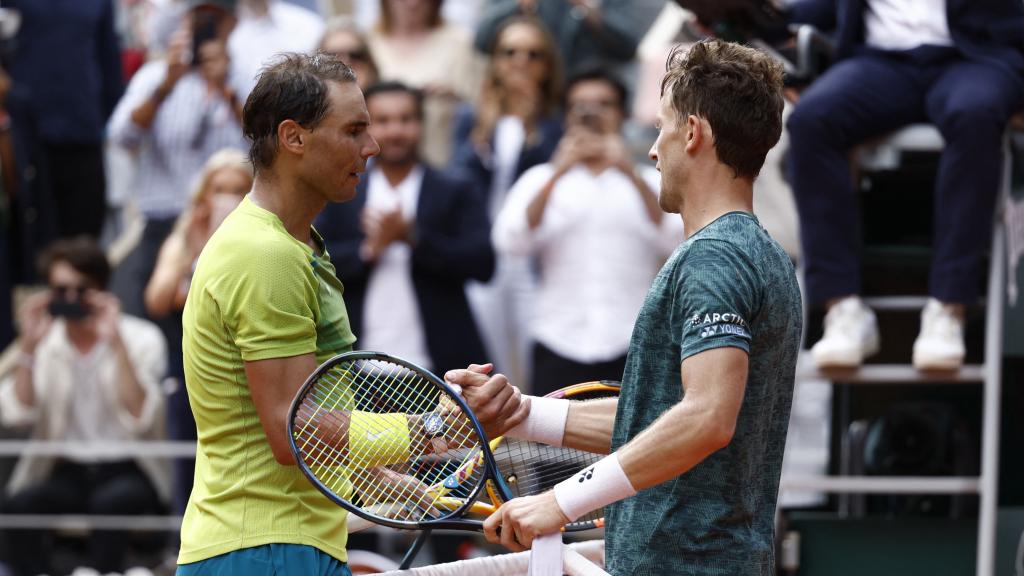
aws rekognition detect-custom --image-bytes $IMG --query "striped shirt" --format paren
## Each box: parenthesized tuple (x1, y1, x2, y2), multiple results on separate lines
(107, 60, 247, 219)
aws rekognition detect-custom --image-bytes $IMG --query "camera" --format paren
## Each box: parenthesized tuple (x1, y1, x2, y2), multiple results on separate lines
(48, 297, 89, 320)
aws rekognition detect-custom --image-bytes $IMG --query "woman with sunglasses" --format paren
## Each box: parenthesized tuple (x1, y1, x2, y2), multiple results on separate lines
(318, 17, 380, 91)
(449, 15, 564, 396)
(367, 0, 481, 167)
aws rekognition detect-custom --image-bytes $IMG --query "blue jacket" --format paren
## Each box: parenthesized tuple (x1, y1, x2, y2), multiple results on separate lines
(315, 165, 495, 374)
(6, 0, 123, 143)
(789, 0, 1024, 84)
(448, 104, 564, 204)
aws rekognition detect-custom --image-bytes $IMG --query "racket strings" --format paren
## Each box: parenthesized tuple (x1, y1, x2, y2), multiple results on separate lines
(488, 389, 619, 528)
(292, 357, 488, 525)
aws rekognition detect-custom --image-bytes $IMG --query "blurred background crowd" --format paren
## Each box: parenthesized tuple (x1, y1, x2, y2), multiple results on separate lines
(0, 0, 1022, 574)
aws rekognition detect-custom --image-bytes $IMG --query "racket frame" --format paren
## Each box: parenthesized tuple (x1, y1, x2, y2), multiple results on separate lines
(483, 380, 621, 531)
(287, 351, 513, 532)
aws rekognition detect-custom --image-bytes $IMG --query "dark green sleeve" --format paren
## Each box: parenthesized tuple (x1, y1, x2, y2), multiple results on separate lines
(676, 239, 760, 361)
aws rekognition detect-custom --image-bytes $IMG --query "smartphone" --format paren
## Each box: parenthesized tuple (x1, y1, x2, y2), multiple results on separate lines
(579, 110, 603, 132)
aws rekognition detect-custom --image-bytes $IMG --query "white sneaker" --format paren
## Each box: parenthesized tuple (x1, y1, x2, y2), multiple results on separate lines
(811, 296, 880, 368)
(913, 298, 965, 370)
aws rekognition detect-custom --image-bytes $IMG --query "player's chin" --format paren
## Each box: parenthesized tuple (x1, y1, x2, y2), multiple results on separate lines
(658, 192, 679, 214)
(330, 181, 360, 203)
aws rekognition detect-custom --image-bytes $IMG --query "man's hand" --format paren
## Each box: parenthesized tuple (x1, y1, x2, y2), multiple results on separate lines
(603, 133, 634, 173)
(163, 28, 192, 92)
(483, 491, 570, 552)
(16, 292, 53, 354)
(360, 206, 410, 262)
(552, 129, 606, 176)
(362, 467, 442, 517)
(86, 291, 123, 344)
(445, 364, 530, 439)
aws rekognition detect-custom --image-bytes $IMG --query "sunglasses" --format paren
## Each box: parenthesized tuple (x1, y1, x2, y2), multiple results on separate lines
(497, 47, 545, 62)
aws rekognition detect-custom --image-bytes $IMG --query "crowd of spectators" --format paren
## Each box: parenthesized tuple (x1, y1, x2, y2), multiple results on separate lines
(0, 0, 1021, 573)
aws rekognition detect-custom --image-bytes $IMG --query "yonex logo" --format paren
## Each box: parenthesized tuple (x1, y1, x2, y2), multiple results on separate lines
(700, 324, 750, 339)
(578, 467, 595, 483)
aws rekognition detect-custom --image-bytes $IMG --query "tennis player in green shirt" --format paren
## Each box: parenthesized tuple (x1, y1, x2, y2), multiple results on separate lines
(448, 39, 802, 575)
(176, 53, 528, 576)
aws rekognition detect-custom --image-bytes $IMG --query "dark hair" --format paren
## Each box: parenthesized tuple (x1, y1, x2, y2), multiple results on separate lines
(661, 39, 784, 179)
(242, 52, 357, 171)
(38, 236, 111, 289)
(565, 64, 629, 114)
(363, 81, 425, 121)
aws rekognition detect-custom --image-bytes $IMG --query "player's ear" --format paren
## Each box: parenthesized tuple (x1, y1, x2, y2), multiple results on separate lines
(278, 119, 306, 156)
(685, 114, 703, 154)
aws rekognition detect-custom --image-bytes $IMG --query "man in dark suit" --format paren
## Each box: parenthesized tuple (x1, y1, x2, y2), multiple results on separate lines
(315, 81, 494, 377)
(785, 0, 1024, 371)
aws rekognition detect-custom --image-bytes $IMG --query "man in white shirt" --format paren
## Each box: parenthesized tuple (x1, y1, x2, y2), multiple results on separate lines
(786, 0, 1024, 371)
(492, 66, 683, 396)
(315, 81, 494, 377)
(107, 0, 247, 317)
(314, 80, 496, 565)
(0, 237, 167, 576)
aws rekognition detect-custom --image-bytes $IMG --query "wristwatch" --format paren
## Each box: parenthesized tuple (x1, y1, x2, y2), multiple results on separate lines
(422, 413, 449, 454)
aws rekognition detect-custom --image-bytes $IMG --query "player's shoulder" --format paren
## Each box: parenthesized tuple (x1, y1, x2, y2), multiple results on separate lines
(682, 213, 777, 263)
(206, 198, 310, 266)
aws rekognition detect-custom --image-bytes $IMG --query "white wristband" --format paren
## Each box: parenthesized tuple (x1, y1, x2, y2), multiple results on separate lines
(553, 453, 636, 522)
(505, 396, 570, 446)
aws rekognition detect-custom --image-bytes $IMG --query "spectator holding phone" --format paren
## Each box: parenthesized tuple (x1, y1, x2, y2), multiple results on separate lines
(491, 66, 682, 396)
(107, 0, 247, 318)
(0, 237, 168, 576)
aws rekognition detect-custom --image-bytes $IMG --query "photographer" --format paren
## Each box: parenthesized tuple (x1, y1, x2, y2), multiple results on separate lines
(107, 0, 246, 318)
(0, 237, 168, 576)
(491, 66, 683, 396)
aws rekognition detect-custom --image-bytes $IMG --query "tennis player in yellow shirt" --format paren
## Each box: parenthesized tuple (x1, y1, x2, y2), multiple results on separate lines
(176, 53, 528, 576)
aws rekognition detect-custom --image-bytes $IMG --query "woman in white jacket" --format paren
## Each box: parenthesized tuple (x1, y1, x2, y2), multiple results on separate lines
(0, 236, 168, 576)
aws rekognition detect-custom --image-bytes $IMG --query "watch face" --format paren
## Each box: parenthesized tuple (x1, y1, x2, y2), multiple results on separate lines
(423, 413, 444, 436)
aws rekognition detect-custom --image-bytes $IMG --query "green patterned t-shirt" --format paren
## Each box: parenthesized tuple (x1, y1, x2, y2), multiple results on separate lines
(606, 212, 802, 575)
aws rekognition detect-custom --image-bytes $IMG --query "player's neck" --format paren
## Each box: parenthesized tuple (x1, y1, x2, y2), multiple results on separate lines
(681, 166, 753, 239)
(250, 174, 324, 245)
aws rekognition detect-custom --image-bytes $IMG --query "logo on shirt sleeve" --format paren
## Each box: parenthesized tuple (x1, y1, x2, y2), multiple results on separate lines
(692, 311, 750, 339)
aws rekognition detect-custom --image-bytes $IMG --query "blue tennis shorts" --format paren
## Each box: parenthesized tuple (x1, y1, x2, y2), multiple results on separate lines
(176, 544, 352, 576)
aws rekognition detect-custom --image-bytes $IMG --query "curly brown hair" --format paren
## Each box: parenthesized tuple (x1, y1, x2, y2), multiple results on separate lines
(661, 39, 784, 179)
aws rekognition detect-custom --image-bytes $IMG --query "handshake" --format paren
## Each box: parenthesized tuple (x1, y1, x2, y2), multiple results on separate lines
(443, 363, 532, 440)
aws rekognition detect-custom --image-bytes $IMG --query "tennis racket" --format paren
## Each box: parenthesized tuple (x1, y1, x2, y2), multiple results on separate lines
(288, 351, 619, 533)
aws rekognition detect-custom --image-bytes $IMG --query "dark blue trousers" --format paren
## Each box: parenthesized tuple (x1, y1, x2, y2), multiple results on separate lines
(787, 47, 1024, 305)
